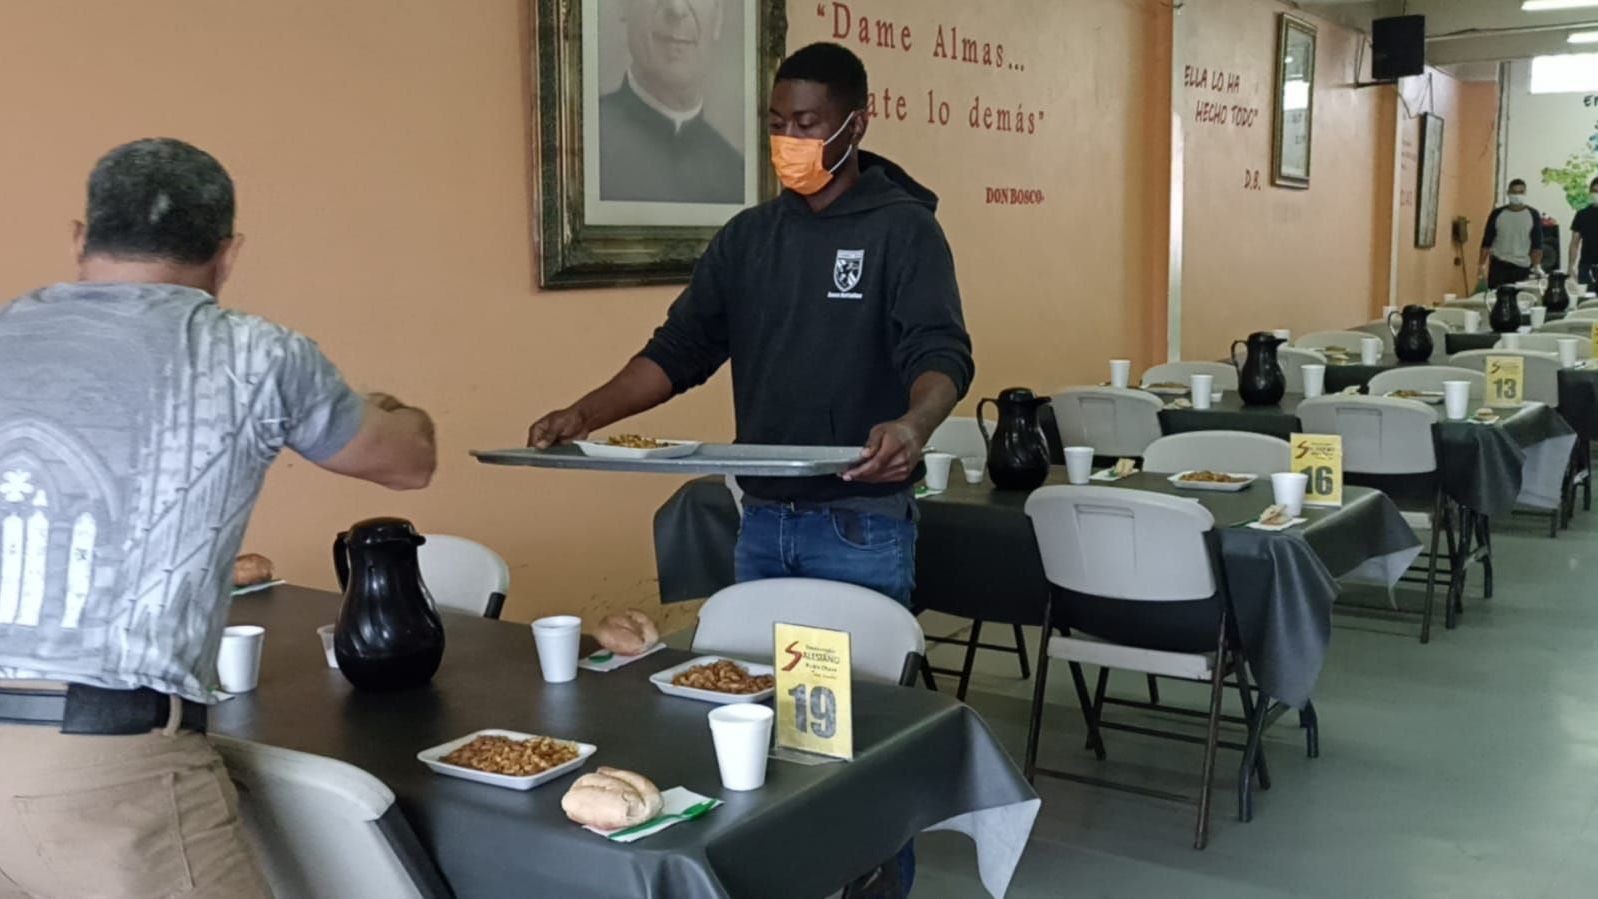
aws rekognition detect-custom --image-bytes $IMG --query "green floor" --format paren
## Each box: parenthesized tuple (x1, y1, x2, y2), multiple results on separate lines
(915, 505, 1598, 899)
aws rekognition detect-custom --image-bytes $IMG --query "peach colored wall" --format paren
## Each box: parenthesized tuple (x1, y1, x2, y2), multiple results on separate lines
(1179, 0, 1388, 359)
(1394, 73, 1500, 307)
(0, 0, 1168, 625)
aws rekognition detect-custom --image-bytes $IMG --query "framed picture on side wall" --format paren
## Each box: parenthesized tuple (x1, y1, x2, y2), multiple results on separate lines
(1416, 113, 1446, 249)
(535, 0, 787, 288)
(1272, 14, 1317, 189)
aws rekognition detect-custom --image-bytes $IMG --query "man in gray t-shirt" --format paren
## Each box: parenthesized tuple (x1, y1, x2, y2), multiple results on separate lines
(1479, 178, 1546, 289)
(0, 139, 437, 896)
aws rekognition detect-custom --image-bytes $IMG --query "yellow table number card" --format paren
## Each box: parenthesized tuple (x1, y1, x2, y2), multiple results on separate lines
(1485, 355, 1525, 408)
(773, 623, 854, 761)
(1290, 433, 1343, 508)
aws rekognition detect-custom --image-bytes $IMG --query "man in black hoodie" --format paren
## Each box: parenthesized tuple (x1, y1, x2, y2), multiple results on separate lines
(530, 43, 974, 617)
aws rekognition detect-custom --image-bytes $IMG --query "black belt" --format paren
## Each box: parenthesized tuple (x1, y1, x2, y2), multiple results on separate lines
(0, 684, 207, 735)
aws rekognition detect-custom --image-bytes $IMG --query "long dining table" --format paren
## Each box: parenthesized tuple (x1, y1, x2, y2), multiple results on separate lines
(215, 586, 1040, 899)
(655, 473, 1420, 711)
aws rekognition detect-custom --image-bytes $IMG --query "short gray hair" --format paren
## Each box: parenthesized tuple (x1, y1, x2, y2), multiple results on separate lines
(83, 138, 235, 265)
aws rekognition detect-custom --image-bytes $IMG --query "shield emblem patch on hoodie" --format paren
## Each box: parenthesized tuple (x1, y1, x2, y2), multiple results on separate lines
(831, 249, 865, 298)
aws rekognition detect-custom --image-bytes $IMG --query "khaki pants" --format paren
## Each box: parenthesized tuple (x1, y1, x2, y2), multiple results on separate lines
(0, 708, 273, 899)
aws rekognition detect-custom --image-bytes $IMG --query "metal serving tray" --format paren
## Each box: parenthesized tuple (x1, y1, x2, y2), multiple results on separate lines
(470, 443, 862, 477)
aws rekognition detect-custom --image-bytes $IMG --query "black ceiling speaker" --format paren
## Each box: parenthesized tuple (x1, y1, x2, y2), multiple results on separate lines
(1372, 15, 1426, 81)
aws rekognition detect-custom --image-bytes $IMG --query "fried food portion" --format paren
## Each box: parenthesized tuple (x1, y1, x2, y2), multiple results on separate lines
(605, 434, 670, 449)
(1178, 470, 1250, 484)
(671, 660, 774, 695)
(440, 735, 580, 777)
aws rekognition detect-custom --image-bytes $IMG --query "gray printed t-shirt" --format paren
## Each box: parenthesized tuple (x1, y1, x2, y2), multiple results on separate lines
(0, 282, 365, 703)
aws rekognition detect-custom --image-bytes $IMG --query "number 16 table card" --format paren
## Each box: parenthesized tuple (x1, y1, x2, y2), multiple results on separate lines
(773, 623, 854, 761)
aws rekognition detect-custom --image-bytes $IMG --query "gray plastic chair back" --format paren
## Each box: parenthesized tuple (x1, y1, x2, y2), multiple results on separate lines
(1578, 297, 1598, 310)
(1535, 319, 1598, 336)
(1296, 330, 1375, 352)
(1499, 333, 1593, 359)
(1050, 387, 1164, 457)
(1142, 431, 1291, 477)
(1140, 361, 1239, 391)
(1447, 349, 1561, 405)
(1563, 307, 1598, 321)
(1368, 365, 1486, 401)
(1277, 347, 1327, 393)
(692, 579, 925, 684)
(1355, 321, 1396, 353)
(1426, 322, 1449, 361)
(928, 416, 989, 458)
(1296, 395, 1439, 475)
(1025, 486, 1216, 602)
(417, 535, 510, 619)
(1427, 308, 1472, 331)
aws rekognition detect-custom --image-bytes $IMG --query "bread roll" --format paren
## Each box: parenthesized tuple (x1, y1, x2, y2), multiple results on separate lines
(232, 553, 274, 587)
(560, 768, 662, 830)
(593, 610, 660, 656)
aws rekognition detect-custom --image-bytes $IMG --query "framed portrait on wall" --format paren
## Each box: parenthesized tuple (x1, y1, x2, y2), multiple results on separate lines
(536, 0, 787, 289)
(1416, 113, 1446, 249)
(1272, 14, 1317, 190)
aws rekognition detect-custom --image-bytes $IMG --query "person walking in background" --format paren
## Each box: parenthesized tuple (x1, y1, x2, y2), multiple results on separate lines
(1568, 177, 1598, 287)
(1479, 178, 1545, 289)
(0, 138, 437, 897)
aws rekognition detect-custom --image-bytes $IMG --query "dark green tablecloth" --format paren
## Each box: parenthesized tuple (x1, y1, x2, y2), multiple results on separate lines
(218, 587, 1038, 899)
(654, 474, 1419, 709)
(1158, 393, 1573, 517)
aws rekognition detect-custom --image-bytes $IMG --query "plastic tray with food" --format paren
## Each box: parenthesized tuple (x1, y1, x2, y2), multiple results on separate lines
(649, 656, 776, 704)
(417, 729, 597, 790)
(573, 435, 703, 460)
(1142, 381, 1190, 397)
(1384, 390, 1444, 405)
(1167, 470, 1258, 492)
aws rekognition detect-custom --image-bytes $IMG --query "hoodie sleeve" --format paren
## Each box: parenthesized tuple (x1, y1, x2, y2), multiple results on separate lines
(638, 228, 732, 394)
(889, 211, 975, 398)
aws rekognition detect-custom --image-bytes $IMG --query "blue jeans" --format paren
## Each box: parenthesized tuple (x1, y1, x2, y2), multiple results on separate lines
(734, 505, 917, 606)
(734, 503, 918, 895)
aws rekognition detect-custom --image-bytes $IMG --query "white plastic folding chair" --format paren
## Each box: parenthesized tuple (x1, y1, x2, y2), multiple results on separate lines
(1022, 486, 1274, 849)
(1448, 349, 1561, 405)
(417, 535, 510, 619)
(1425, 321, 1450, 361)
(211, 735, 449, 899)
(1563, 307, 1598, 322)
(1050, 387, 1164, 457)
(1295, 331, 1373, 353)
(693, 578, 927, 685)
(927, 416, 989, 459)
(1427, 308, 1472, 331)
(1535, 318, 1598, 336)
(1277, 347, 1327, 393)
(1140, 361, 1239, 392)
(1368, 365, 1487, 401)
(1142, 431, 1291, 477)
(1297, 396, 1456, 642)
(1354, 322, 1396, 354)
(1498, 333, 1594, 359)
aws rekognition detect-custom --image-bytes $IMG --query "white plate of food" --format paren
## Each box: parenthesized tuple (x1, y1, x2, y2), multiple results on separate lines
(1168, 470, 1258, 492)
(1142, 382, 1190, 397)
(1384, 390, 1445, 405)
(573, 436, 702, 460)
(649, 656, 776, 705)
(417, 729, 596, 790)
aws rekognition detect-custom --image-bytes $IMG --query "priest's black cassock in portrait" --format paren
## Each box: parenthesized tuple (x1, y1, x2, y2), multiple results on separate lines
(599, 73, 745, 205)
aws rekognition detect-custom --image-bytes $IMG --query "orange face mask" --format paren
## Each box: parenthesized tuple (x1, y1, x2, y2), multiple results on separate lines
(770, 112, 857, 195)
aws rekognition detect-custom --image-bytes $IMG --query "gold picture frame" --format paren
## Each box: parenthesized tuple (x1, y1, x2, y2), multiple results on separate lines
(535, 0, 787, 289)
(1272, 14, 1317, 190)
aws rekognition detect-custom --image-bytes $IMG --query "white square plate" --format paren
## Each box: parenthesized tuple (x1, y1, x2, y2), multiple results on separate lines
(649, 656, 775, 704)
(1167, 471, 1258, 492)
(417, 729, 596, 790)
(573, 440, 702, 460)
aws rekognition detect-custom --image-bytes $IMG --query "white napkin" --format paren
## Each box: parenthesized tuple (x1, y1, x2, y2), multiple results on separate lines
(577, 642, 667, 672)
(1246, 517, 1306, 532)
(230, 580, 285, 597)
(583, 787, 722, 843)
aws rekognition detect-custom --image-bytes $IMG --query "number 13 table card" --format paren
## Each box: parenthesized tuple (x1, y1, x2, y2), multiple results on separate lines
(773, 623, 854, 761)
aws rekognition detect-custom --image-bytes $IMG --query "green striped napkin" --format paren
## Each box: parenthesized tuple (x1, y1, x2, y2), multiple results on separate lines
(584, 787, 721, 843)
